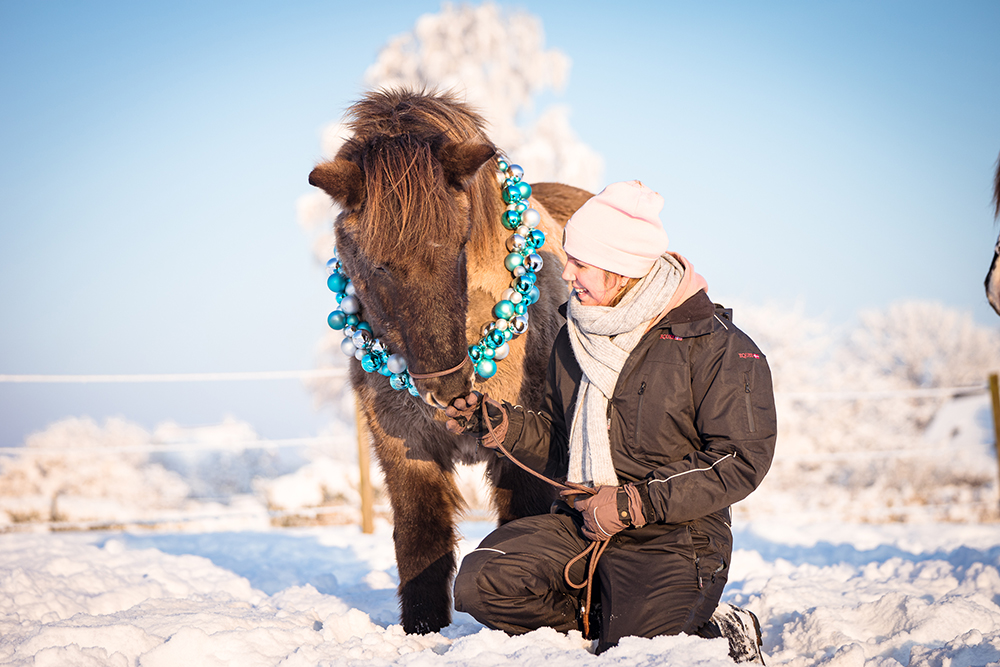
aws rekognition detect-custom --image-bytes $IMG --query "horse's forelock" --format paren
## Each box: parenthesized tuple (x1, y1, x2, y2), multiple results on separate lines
(342, 90, 505, 262)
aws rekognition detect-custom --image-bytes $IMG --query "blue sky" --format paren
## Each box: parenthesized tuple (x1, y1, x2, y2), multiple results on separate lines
(1, 1, 998, 446)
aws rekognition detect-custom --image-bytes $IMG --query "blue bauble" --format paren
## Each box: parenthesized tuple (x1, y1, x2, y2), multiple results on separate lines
(378, 362, 392, 377)
(356, 321, 372, 332)
(476, 358, 498, 380)
(504, 252, 524, 272)
(502, 210, 521, 230)
(407, 384, 421, 397)
(361, 353, 382, 373)
(468, 344, 483, 361)
(389, 373, 406, 391)
(327, 273, 348, 293)
(327, 310, 346, 330)
(526, 285, 541, 305)
(528, 229, 546, 248)
(492, 299, 515, 320)
(488, 330, 505, 348)
(345, 314, 360, 327)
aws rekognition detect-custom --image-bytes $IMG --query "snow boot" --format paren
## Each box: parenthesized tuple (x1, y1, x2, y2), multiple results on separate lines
(698, 602, 766, 664)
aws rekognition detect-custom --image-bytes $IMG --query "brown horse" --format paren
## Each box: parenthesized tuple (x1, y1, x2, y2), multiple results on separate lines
(309, 89, 592, 633)
(987, 154, 1000, 316)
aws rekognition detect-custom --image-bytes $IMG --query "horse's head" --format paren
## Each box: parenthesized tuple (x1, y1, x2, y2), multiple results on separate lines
(309, 91, 503, 407)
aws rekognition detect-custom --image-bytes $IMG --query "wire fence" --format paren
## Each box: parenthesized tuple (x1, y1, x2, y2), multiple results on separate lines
(0, 370, 997, 532)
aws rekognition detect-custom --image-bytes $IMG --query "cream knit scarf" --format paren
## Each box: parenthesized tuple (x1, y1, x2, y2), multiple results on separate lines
(565, 254, 684, 486)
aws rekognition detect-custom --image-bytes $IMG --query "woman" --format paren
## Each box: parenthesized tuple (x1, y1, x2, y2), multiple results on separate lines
(445, 180, 776, 659)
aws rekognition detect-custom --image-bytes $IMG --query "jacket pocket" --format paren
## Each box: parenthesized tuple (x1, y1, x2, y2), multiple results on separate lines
(633, 380, 647, 447)
(743, 370, 756, 433)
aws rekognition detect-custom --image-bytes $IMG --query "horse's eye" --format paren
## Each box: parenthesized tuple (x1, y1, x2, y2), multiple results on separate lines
(375, 265, 389, 275)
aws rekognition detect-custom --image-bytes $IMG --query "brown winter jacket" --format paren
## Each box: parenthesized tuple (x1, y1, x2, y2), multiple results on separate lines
(500, 290, 777, 550)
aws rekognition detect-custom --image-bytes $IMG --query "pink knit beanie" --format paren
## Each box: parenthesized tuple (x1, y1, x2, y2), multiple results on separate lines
(563, 180, 670, 278)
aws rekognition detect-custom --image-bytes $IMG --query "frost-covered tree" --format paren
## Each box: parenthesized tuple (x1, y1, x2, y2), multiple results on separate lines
(297, 1, 602, 259)
(298, 2, 604, 417)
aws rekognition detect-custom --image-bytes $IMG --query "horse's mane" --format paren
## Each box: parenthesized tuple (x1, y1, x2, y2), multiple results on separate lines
(340, 89, 503, 261)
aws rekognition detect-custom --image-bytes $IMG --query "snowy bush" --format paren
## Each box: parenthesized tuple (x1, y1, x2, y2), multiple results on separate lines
(0, 417, 190, 525)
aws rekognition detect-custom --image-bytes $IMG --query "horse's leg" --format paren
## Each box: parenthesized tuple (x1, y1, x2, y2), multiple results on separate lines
(364, 410, 462, 634)
(486, 456, 556, 524)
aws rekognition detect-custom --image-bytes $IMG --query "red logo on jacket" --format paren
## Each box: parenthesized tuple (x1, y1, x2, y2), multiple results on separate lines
(739, 352, 760, 359)
(660, 333, 683, 340)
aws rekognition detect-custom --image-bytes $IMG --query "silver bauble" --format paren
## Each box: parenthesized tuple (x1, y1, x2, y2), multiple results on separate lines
(510, 316, 529, 335)
(493, 342, 510, 361)
(340, 337, 357, 357)
(525, 253, 543, 272)
(386, 354, 408, 374)
(340, 295, 360, 315)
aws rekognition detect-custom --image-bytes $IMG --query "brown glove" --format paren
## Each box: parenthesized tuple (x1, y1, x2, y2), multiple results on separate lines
(561, 484, 648, 541)
(444, 392, 508, 448)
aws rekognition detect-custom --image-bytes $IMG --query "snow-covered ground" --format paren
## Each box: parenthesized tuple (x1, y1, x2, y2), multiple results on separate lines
(2, 371, 999, 665)
(2, 519, 999, 666)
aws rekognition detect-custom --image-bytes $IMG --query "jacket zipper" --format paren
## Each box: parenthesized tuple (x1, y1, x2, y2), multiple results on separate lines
(634, 381, 646, 446)
(744, 372, 756, 433)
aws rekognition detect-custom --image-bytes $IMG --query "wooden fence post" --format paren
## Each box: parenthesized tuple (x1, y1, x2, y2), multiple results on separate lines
(991, 373, 1000, 508)
(355, 398, 375, 534)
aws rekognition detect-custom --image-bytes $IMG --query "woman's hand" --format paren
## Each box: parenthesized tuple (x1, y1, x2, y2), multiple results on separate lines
(561, 484, 647, 541)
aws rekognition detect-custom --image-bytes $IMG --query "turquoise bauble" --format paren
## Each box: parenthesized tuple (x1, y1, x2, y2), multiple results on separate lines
(493, 299, 515, 320)
(356, 321, 372, 333)
(361, 353, 383, 373)
(327, 273, 348, 293)
(408, 384, 421, 397)
(345, 314, 360, 327)
(327, 310, 346, 330)
(502, 328, 513, 341)
(504, 252, 524, 272)
(514, 302, 528, 315)
(468, 344, 483, 361)
(476, 358, 497, 380)
(502, 210, 521, 230)
(526, 285, 541, 305)
(528, 229, 545, 248)
(389, 373, 406, 391)
(515, 181, 532, 200)
(497, 159, 509, 172)
(378, 363, 393, 377)
(488, 330, 505, 348)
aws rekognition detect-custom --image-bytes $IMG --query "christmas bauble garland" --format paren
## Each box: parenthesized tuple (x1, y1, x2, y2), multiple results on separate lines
(325, 158, 546, 395)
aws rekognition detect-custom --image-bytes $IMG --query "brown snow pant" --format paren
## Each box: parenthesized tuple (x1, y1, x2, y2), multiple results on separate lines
(454, 513, 728, 654)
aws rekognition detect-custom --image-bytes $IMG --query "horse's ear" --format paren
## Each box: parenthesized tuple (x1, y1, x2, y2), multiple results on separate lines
(309, 159, 366, 209)
(436, 142, 497, 189)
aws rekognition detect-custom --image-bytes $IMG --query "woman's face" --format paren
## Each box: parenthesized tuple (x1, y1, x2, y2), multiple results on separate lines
(561, 254, 626, 307)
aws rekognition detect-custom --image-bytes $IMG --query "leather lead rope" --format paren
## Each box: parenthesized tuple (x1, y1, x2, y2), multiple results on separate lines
(478, 393, 605, 638)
